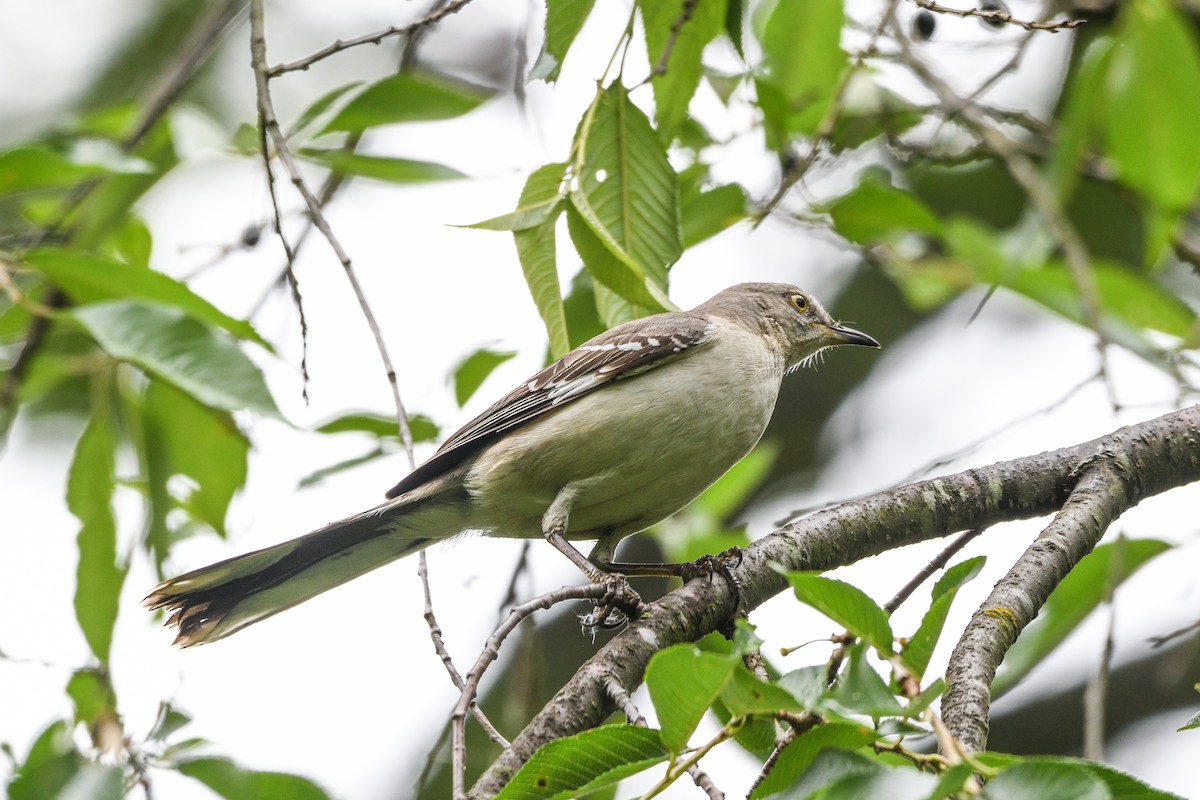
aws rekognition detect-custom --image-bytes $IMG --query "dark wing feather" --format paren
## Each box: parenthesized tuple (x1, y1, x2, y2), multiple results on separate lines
(385, 311, 714, 498)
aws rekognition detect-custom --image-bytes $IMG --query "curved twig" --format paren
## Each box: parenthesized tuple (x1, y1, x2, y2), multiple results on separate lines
(266, 0, 475, 77)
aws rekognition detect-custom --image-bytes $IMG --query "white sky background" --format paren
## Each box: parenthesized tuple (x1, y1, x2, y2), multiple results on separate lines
(1, 1, 1198, 798)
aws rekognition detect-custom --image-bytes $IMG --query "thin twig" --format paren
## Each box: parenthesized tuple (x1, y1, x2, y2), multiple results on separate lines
(604, 675, 646, 726)
(887, 9, 1116, 406)
(419, 551, 510, 747)
(884, 527, 985, 614)
(1149, 618, 1200, 649)
(494, 541, 533, 627)
(908, 0, 1086, 32)
(650, 0, 701, 78)
(249, 0, 417, 449)
(1084, 534, 1123, 760)
(685, 763, 724, 800)
(452, 584, 607, 799)
(266, 0, 476, 76)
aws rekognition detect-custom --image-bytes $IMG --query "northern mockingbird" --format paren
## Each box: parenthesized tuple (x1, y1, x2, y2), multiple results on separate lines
(146, 283, 878, 645)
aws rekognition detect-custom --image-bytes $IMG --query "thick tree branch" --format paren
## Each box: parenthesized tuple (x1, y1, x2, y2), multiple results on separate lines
(942, 454, 1137, 751)
(469, 406, 1200, 797)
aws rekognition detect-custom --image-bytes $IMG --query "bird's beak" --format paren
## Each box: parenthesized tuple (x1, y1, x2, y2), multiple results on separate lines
(825, 323, 880, 348)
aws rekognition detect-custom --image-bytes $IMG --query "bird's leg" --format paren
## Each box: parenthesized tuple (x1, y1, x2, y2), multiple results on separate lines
(588, 543, 745, 615)
(543, 488, 644, 627)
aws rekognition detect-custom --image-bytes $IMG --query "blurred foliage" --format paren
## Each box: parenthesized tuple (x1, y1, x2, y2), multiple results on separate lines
(2, 0, 1199, 797)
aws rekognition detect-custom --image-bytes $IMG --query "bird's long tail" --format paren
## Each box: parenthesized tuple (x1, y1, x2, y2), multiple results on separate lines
(145, 495, 464, 646)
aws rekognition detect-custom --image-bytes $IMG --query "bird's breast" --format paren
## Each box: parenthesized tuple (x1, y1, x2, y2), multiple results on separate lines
(464, 324, 785, 539)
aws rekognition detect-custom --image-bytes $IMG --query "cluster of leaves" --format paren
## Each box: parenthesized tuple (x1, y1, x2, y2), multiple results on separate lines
(497, 539, 1177, 799)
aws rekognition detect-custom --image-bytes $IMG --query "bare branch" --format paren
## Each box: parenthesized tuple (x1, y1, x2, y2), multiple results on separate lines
(267, 0, 476, 77)
(908, 0, 1086, 32)
(942, 455, 1140, 751)
(884, 527, 984, 614)
(418, 552, 509, 748)
(249, 0, 417, 448)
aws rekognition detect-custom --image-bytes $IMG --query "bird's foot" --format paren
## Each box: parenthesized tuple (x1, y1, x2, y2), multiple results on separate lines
(579, 573, 646, 631)
(680, 547, 744, 608)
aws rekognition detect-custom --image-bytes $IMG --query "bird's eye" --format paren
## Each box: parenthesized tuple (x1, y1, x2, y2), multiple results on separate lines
(790, 294, 809, 312)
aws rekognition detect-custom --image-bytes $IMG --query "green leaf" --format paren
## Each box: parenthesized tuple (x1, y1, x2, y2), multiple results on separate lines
(1080, 760, 1189, 799)
(645, 645, 737, 753)
(928, 763, 980, 800)
(0, 146, 108, 195)
(561, 268, 607, 347)
(590, 272, 658, 327)
(513, 164, 571, 357)
(297, 449, 387, 489)
(906, 678, 945, 717)
(1104, 0, 1200, 211)
(1179, 709, 1200, 732)
(982, 761, 1108, 800)
(681, 183, 747, 248)
(493, 725, 667, 800)
(530, 0, 596, 82)
(466, 164, 571, 356)
(994, 538, 1172, 696)
(70, 114, 178, 252)
(299, 149, 466, 183)
(719, 666, 804, 718)
(826, 768, 939, 800)
(147, 702, 193, 743)
(178, 758, 331, 800)
(27, 248, 269, 347)
(1003, 259, 1199, 344)
(784, 572, 894, 656)
(321, 72, 491, 134)
(823, 179, 942, 244)
(66, 669, 116, 728)
(314, 411, 438, 442)
(288, 81, 363, 138)
(932, 555, 987, 600)
(71, 300, 281, 418)
(68, 412, 125, 665)
(453, 348, 516, 407)
(107, 215, 153, 267)
(767, 746, 877, 800)
(902, 556, 986, 680)
(748, 734, 873, 800)
(725, 0, 745, 57)
(467, 162, 566, 231)
(569, 81, 680, 310)
(567, 205, 661, 318)
(1048, 37, 1115, 205)
(777, 665, 828, 709)
(831, 645, 904, 718)
(756, 0, 846, 143)
(642, 0, 726, 140)
(143, 379, 249, 543)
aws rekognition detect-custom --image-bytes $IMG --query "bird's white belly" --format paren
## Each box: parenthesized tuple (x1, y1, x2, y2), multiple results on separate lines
(464, 326, 783, 539)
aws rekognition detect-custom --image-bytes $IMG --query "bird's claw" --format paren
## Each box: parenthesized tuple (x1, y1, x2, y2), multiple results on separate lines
(580, 574, 645, 631)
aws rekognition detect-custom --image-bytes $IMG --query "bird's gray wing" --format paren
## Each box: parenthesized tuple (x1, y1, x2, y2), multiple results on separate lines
(385, 311, 714, 499)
